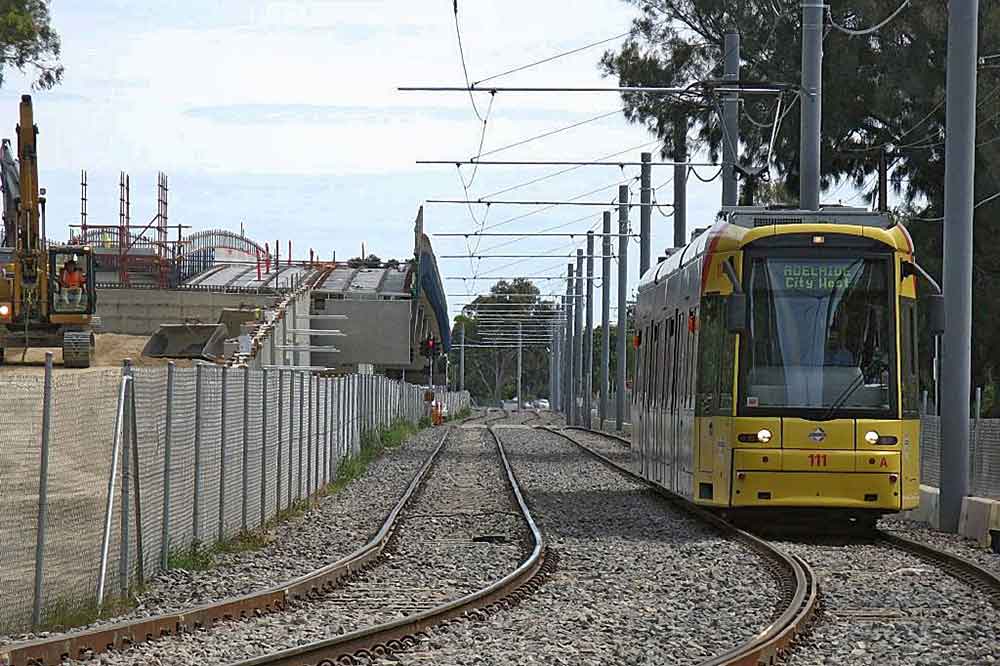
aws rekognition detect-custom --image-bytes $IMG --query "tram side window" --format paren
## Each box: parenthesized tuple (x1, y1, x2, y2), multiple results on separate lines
(688, 308, 699, 410)
(900, 299, 920, 417)
(697, 297, 722, 416)
(664, 316, 676, 410)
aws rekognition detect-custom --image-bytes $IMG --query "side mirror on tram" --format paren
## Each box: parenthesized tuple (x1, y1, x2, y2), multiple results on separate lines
(726, 293, 749, 334)
(926, 294, 945, 336)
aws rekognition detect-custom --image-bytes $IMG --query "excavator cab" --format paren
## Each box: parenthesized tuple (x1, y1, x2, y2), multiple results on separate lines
(49, 246, 96, 315)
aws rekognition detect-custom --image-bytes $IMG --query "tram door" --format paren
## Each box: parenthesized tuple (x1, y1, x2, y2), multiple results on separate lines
(668, 309, 681, 492)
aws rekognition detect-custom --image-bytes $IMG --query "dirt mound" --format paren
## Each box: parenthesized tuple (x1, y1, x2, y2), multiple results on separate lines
(0, 333, 194, 373)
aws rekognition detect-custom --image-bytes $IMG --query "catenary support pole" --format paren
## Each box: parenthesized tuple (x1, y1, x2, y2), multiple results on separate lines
(585, 231, 595, 426)
(601, 211, 612, 429)
(723, 32, 741, 208)
(565, 264, 575, 418)
(640, 152, 652, 277)
(517, 322, 523, 410)
(574, 249, 584, 425)
(459, 323, 466, 392)
(674, 125, 687, 248)
(940, 0, 979, 533)
(800, 1, 823, 210)
(217, 365, 228, 542)
(617, 185, 629, 430)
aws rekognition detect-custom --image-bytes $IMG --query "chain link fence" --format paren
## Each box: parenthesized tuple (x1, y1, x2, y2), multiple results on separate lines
(919, 416, 1000, 499)
(0, 363, 469, 634)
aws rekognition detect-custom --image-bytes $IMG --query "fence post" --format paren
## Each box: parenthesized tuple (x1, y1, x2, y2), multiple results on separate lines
(326, 377, 332, 484)
(277, 369, 284, 512)
(972, 386, 982, 485)
(159, 362, 176, 570)
(192, 363, 203, 543)
(97, 370, 130, 610)
(298, 372, 304, 500)
(218, 365, 228, 543)
(288, 369, 295, 507)
(260, 368, 268, 527)
(31, 352, 54, 628)
(307, 373, 314, 498)
(241, 368, 250, 531)
(120, 359, 133, 595)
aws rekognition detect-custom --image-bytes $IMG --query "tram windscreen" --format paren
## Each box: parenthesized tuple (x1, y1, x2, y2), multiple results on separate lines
(743, 255, 893, 414)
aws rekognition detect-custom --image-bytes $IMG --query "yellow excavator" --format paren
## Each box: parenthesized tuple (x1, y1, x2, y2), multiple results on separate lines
(0, 95, 96, 367)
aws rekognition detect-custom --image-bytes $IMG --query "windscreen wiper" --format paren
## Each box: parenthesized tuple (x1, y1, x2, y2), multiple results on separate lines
(817, 358, 886, 422)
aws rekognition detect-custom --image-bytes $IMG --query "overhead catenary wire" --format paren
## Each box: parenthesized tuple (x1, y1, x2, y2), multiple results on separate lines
(473, 31, 631, 86)
(912, 190, 1000, 222)
(827, 0, 911, 37)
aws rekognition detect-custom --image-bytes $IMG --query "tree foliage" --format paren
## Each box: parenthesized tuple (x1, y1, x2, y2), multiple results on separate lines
(0, 1, 63, 89)
(602, 1, 1000, 411)
(449, 279, 553, 404)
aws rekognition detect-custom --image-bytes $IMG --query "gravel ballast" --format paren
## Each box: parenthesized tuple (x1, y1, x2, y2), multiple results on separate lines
(70, 426, 529, 666)
(880, 516, 1000, 578)
(779, 538, 1000, 666)
(388, 426, 782, 666)
(0, 425, 446, 648)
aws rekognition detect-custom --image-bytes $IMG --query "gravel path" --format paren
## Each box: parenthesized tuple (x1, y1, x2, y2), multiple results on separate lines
(75, 426, 528, 666)
(0, 426, 445, 648)
(779, 538, 1000, 666)
(388, 426, 781, 666)
(880, 516, 1000, 578)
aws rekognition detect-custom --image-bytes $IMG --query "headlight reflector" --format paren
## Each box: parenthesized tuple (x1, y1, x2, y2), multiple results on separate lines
(757, 428, 773, 443)
(865, 430, 880, 445)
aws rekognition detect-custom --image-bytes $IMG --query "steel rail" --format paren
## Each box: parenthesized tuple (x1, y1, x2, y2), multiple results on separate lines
(222, 426, 547, 666)
(877, 530, 1000, 608)
(541, 426, 819, 666)
(0, 428, 454, 666)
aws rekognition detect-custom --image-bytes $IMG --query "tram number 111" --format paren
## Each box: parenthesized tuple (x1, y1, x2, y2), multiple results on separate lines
(808, 453, 828, 467)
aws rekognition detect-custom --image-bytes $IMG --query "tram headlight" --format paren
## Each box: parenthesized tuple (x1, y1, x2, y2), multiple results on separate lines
(0, 303, 10, 320)
(864, 430, 880, 445)
(757, 429, 772, 443)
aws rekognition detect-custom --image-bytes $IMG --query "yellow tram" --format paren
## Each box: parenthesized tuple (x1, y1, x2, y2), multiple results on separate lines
(632, 206, 942, 518)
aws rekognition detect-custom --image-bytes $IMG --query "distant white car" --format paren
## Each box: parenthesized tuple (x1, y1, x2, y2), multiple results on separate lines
(536, 399, 550, 410)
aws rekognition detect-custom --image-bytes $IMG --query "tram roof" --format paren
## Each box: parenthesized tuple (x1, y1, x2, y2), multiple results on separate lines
(638, 205, 910, 291)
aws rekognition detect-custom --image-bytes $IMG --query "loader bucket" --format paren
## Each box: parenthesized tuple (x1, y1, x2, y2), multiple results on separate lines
(142, 323, 229, 362)
(218, 307, 263, 338)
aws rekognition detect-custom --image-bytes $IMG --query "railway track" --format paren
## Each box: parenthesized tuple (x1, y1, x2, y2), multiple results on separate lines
(1, 429, 454, 666)
(214, 426, 546, 666)
(8, 426, 547, 666)
(549, 426, 1000, 665)
(543, 426, 819, 666)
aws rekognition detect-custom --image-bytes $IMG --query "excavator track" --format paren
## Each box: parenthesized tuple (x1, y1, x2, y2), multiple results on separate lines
(62, 330, 93, 368)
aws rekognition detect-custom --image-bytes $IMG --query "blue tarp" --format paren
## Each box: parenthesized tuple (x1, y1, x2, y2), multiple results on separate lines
(417, 242, 450, 351)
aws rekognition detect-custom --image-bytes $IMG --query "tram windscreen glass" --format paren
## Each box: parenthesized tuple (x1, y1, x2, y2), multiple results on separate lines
(744, 256, 892, 413)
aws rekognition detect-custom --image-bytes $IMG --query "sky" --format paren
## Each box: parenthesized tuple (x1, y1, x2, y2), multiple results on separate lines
(1, 1, 867, 322)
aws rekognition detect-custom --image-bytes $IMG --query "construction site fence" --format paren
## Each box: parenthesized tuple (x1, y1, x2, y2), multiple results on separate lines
(0, 364, 469, 634)
(919, 416, 1000, 499)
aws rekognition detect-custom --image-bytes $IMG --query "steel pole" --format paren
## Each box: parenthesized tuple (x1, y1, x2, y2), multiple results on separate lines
(517, 322, 523, 409)
(565, 264, 575, 418)
(585, 231, 595, 427)
(723, 32, 741, 208)
(459, 323, 466, 392)
(574, 249, 584, 425)
(31, 352, 53, 627)
(640, 153, 652, 277)
(939, 0, 979, 533)
(617, 185, 629, 430)
(674, 126, 687, 248)
(800, 1, 823, 210)
(160, 362, 175, 569)
(601, 211, 612, 429)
